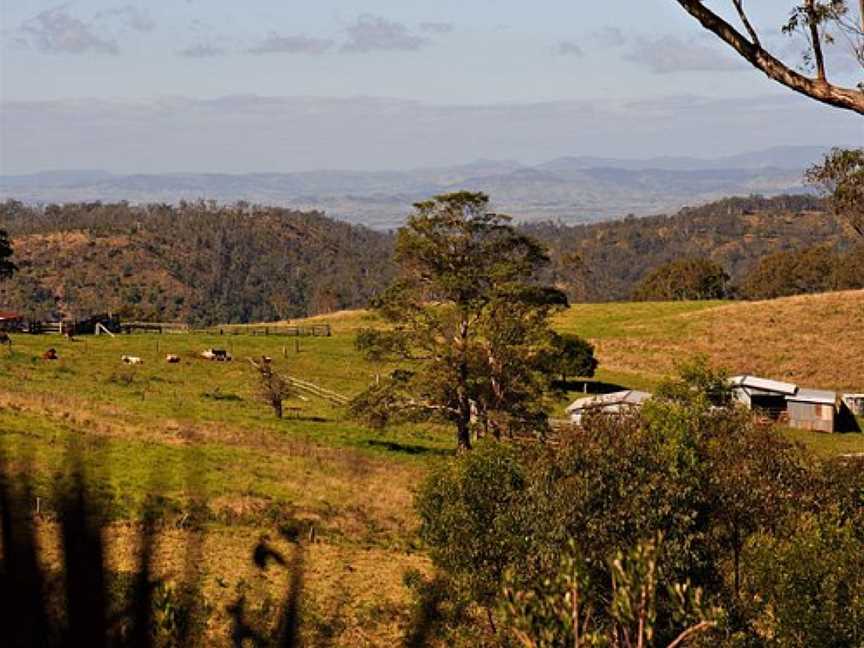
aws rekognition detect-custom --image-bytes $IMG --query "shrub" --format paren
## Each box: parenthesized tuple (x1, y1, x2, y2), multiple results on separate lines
(634, 258, 730, 301)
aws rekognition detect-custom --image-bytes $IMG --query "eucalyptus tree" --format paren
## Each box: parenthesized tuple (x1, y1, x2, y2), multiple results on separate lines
(351, 192, 567, 450)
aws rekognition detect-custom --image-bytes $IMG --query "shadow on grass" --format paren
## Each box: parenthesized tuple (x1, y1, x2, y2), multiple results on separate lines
(836, 405, 862, 433)
(0, 442, 319, 647)
(366, 439, 452, 457)
(555, 379, 630, 394)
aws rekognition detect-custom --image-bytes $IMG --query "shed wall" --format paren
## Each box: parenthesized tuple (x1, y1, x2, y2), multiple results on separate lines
(787, 401, 835, 432)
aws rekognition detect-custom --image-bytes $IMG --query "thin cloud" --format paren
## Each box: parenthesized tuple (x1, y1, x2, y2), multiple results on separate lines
(589, 26, 626, 48)
(177, 43, 227, 58)
(419, 22, 454, 34)
(21, 5, 119, 55)
(556, 41, 585, 57)
(341, 14, 428, 52)
(97, 6, 156, 33)
(247, 33, 334, 55)
(625, 35, 743, 73)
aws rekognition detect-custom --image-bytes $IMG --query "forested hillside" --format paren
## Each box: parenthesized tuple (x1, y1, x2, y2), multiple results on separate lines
(0, 200, 395, 325)
(530, 195, 847, 300)
(0, 194, 850, 323)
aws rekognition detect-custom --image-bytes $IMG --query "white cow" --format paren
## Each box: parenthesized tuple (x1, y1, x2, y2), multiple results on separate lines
(121, 355, 144, 365)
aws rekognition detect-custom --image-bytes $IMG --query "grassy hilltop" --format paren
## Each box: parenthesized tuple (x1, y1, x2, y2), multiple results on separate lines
(1, 292, 863, 644)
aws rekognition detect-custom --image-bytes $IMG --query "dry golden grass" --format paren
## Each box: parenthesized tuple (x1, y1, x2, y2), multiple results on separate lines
(560, 290, 864, 391)
(33, 520, 429, 647)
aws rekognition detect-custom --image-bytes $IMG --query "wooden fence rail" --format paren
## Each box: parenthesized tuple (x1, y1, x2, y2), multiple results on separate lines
(211, 324, 332, 337)
(284, 375, 349, 405)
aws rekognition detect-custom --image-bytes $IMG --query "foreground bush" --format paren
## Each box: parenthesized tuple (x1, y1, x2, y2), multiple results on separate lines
(414, 398, 862, 646)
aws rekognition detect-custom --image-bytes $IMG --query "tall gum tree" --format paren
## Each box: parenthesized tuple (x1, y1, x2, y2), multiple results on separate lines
(350, 192, 567, 451)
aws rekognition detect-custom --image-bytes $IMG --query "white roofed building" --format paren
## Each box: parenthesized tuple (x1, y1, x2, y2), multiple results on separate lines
(728, 375, 797, 419)
(566, 390, 652, 426)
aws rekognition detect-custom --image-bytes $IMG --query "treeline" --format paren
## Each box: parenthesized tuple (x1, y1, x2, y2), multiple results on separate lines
(0, 200, 395, 325)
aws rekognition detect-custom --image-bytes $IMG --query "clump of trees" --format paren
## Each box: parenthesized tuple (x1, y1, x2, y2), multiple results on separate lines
(350, 192, 573, 450)
(740, 243, 864, 300)
(633, 258, 730, 301)
(412, 363, 864, 645)
(538, 332, 598, 385)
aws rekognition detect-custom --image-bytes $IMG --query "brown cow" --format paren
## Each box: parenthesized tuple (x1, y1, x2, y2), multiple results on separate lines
(0, 333, 11, 349)
(43, 348, 58, 360)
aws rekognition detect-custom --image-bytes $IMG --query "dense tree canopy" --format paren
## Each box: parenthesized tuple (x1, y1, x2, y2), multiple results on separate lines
(351, 192, 567, 450)
(740, 243, 864, 299)
(633, 258, 730, 301)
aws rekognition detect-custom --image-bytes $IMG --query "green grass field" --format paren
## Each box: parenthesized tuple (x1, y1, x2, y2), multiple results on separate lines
(1, 296, 862, 645)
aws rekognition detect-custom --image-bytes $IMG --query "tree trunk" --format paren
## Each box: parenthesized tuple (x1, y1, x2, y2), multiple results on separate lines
(733, 526, 741, 598)
(456, 315, 472, 451)
(274, 399, 283, 419)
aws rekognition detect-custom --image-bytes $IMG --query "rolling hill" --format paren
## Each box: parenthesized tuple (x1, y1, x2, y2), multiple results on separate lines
(0, 146, 826, 229)
(0, 194, 849, 322)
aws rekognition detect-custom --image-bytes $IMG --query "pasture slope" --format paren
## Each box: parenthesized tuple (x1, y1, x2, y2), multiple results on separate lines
(553, 289, 864, 392)
(0, 291, 862, 645)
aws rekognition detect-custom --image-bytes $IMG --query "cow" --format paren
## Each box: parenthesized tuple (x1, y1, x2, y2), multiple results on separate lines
(0, 332, 11, 349)
(201, 349, 232, 362)
(43, 348, 58, 360)
(121, 355, 144, 365)
(165, 354, 180, 364)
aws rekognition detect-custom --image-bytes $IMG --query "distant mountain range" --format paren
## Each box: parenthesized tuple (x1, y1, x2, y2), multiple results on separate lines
(0, 145, 827, 229)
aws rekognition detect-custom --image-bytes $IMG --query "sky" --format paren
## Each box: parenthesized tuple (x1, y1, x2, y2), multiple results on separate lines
(0, 0, 861, 174)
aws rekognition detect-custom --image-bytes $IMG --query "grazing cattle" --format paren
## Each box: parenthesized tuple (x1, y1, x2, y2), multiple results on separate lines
(201, 349, 232, 362)
(261, 355, 272, 364)
(43, 348, 58, 360)
(121, 355, 144, 365)
(0, 333, 11, 348)
(165, 354, 180, 364)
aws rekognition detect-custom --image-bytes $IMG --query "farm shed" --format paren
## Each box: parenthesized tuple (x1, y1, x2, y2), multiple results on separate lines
(566, 390, 651, 425)
(728, 375, 797, 418)
(786, 389, 838, 433)
(0, 311, 22, 332)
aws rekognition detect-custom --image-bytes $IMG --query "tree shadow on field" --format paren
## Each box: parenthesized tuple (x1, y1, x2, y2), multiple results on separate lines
(366, 439, 452, 457)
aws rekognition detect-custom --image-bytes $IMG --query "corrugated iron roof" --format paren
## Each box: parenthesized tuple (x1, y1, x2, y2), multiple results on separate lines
(0, 311, 21, 320)
(566, 390, 652, 413)
(729, 375, 797, 396)
(787, 388, 837, 405)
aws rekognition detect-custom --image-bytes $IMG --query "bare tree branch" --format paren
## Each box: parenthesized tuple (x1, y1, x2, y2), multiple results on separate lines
(806, 0, 828, 80)
(732, 0, 761, 46)
(673, 0, 864, 114)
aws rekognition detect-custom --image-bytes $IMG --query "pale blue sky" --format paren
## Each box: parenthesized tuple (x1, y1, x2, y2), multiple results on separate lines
(0, 1, 861, 172)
